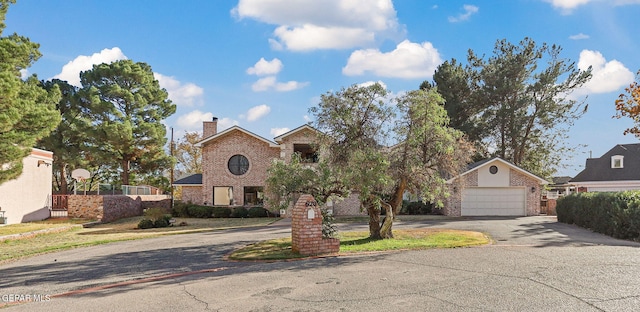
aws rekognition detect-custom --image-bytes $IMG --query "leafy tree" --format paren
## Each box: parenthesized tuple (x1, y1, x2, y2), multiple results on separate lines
(0, 0, 61, 185)
(308, 83, 471, 239)
(175, 131, 202, 177)
(79, 60, 176, 185)
(432, 38, 592, 178)
(38, 79, 93, 193)
(614, 70, 640, 137)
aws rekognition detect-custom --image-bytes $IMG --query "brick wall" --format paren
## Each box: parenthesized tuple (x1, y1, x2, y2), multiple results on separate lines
(445, 170, 478, 216)
(278, 127, 318, 162)
(291, 194, 340, 256)
(201, 130, 280, 207)
(509, 169, 541, 216)
(67, 195, 170, 222)
(180, 186, 203, 205)
(332, 193, 366, 216)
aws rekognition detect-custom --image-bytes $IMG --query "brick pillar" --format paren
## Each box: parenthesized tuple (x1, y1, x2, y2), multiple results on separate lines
(291, 194, 339, 256)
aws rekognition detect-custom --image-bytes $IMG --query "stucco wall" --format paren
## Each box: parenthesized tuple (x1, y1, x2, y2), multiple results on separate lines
(0, 149, 53, 225)
(201, 130, 280, 206)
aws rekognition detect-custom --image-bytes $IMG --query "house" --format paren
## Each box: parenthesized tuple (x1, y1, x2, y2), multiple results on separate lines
(571, 143, 640, 192)
(174, 118, 362, 216)
(445, 157, 548, 216)
(0, 148, 54, 225)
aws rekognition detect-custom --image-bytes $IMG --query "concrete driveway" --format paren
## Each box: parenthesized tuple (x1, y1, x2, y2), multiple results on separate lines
(1, 216, 639, 311)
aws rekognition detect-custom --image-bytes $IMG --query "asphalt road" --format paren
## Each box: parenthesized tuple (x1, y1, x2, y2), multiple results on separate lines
(1, 216, 639, 311)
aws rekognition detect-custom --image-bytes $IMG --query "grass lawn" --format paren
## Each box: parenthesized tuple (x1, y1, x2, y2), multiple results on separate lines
(228, 229, 490, 261)
(0, 217, 279, 264)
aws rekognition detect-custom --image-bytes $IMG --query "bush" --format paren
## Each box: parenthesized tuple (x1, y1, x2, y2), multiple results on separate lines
(557, 191, 640, 241)
(138, 219, 154, 229)
(231, 207, 249, 218)
(321, 208, 337, 238)
(400, 201, 433, 215)
(171, 201, 190, 217)
(187, 205, 213, 218)
(212, 206, 232, 218)
(247, 207, 270, 218)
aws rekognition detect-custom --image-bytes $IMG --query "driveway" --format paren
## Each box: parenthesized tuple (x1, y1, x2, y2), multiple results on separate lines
(1, 216, 639, 311)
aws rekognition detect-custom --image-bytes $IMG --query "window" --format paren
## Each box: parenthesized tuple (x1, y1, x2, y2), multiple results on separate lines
(489, 165, 498, 174)
(213, 186, 233, 206)
(293, 144, 318, 163)
(244, 186, 264, 205)
(611, 155, 624, 169)
(228, 155, 249, 175)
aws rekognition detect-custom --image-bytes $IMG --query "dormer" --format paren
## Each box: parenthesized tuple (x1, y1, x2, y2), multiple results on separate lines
(611, 155, 624, 169)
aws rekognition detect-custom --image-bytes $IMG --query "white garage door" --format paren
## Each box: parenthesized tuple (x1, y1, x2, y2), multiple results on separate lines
(461, 187, 525, 216)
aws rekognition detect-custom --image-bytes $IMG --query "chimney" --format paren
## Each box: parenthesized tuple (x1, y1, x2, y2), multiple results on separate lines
(203, 117, 218, 139)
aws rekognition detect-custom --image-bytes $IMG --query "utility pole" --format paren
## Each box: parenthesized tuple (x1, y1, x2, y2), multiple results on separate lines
(170, 127, 175, 208)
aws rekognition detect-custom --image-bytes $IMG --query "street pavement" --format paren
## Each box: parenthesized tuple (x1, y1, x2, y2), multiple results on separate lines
(1, 216, 639, 311)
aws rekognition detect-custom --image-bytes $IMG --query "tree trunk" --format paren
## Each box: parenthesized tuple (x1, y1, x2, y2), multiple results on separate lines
(121, 159, 130, 185)
(379, 202, 394, 239)
(58, 164, 68, 194)
(366, 201, 382, 239)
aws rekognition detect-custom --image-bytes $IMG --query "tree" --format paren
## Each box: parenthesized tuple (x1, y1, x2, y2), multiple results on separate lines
(38, 79, 93, 193)
(433, 38, 592, 178)
(80, 60, 176, 185)
(614, 70, 640, 137)
(174, 131, 202, 177)
(0, 0, 61, 185)
(306, 83, 472, 239)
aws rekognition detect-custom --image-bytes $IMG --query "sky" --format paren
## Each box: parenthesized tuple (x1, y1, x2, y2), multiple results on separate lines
(5, 0, 640, 177)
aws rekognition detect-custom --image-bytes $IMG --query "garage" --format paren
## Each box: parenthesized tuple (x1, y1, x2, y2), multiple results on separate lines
(445, 157, 547, 217)
(461, 187, 526, 216)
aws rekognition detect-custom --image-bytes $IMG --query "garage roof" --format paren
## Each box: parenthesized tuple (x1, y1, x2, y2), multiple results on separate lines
(448, 157, 548, 184)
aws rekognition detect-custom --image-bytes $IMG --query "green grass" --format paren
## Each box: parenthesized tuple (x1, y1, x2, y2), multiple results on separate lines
(228, 229, 490, 261)
(0, 217, 279, 264)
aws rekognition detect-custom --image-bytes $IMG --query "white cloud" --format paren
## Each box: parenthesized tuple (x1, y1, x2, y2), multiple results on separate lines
(271, 24, 375, 51)
(569, 33, 590, 40)
(358, 80, 388, 89)
(270, 127, 290, 137)
(545, 0, 640, 14)
(154, 73, 204, 107)
(245, 104, 271, 122)
(176, 110, 214, 131)
(448, 4, 479, 23)
(53, 47, 127, 87)
(19, 69, 29, 80)
(232, 0, 402, 51)
(246, 58, 283, 76)
(343, 40, 442, 79)
(573, 50, 634, 95)
(217, 117, 240, 131)
(303, 115, 312, 122)
(251, 76, 309, 92)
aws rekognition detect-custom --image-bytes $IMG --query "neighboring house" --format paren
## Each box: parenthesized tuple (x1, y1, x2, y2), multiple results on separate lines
(445, 157, 548, 216)
(0, 148, 54, 225)
(174, 118, 362, 216)
(571, 143, 640, 192)
(544, 176, 574, 199)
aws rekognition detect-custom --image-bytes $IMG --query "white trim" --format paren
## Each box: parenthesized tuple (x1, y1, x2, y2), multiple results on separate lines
(573, 180, 640, 188)
(447, 157, 548, 184)
(195, 126, 278, 147)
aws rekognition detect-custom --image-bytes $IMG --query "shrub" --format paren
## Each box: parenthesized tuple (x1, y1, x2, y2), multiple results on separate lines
(557, 191, 640, 241)
(138, 219, 154, 229)
(321, 208, 338, 238)
(400, 201, 433, 215)
(187, 205, 213, 218)
(247, 207, 270, 218)
(153, 217, 170, 228)
(231, 207, 249, 218)
(212, 206, 232, 218)
(171, 201, 190, 217)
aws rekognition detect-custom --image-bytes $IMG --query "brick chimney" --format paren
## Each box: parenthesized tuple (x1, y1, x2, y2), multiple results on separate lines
(203, 117, 218, 139)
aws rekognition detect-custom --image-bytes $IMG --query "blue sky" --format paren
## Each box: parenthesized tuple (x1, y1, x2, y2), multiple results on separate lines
(6, 0, 640, 177)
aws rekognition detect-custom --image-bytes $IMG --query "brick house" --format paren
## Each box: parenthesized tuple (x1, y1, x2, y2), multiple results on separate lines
(445, 157, 548, 216)
(174, 118, 363, 216)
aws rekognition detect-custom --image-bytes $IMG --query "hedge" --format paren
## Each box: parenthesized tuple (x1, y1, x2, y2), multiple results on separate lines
(171, 201, 275, 219)
(556, 191, 640, 241)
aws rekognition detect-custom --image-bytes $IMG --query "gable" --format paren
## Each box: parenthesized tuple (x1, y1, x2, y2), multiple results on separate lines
(196, 126, 277, 148)
(449, 157, 547, 185)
